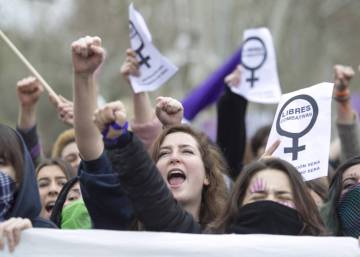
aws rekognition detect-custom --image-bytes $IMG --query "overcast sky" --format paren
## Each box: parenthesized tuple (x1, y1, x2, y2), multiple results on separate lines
(0, 0, 73, 35)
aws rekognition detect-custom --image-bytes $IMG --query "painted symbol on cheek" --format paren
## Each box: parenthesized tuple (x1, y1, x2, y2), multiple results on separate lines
(249, 178, 267, 194)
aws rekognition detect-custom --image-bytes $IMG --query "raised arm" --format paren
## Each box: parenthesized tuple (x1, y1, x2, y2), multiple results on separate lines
(121, 48, 154, 125)
(72, 36, 105, 160)
(217, 65, 248, 180)
(120, 48, 161, 149)
(333, 64, 360, 161)
(16, 76, 44, 166)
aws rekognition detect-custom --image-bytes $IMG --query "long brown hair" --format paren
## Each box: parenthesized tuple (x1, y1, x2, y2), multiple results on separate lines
(0, 125, 24, 185)
(209, 158, 326, 235)
(151, 124, 229, 228)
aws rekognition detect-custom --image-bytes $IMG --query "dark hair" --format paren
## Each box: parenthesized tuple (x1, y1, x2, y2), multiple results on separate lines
(321, 156, 360, 235)
(209, 158, 326, 235)
(151, 124, 229, 228)
(250, 125, 271, 158)
(50, 176, 79, 227)
(306, 178, 328, 203)
(0, 124, 24, 185)
(36, 158, 72, 180)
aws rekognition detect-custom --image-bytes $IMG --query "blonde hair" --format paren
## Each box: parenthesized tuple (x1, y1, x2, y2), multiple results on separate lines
(51, 129, 75, 158)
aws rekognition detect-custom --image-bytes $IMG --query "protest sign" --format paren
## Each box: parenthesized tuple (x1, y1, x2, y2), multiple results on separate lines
(231, 27, 281, 104)
(266, 82, 333, 180)
(128, 3, 178, 93)
(3, 229, 358, 257)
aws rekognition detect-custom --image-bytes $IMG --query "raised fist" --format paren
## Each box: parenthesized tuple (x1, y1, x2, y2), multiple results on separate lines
(93, 101, 127, 139)
(155, 96, 184, 127)
(71, 36, 105, 76)
(16, 76, 44, 109)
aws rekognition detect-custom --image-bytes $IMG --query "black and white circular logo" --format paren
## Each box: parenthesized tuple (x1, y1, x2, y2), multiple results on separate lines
(241, 36, 267, 88)
(276, 94, 318, 160)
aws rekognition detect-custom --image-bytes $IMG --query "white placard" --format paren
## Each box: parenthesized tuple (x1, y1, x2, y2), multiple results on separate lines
(265, 82, 333, 181)
(231, 27, 281, 104)
(128, 3, 178, 93)
(3, 229, 359, 257)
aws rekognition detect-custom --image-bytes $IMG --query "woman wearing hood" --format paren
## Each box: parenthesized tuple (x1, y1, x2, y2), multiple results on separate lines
(0, 124, 56, 252)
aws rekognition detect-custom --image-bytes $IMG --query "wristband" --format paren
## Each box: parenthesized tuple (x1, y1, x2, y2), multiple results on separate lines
(334, 80, 350, 102)
(102, 121, 129, 145)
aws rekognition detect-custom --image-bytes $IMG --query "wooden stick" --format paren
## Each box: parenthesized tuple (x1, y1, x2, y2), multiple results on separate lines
(0, 29, 60, 103)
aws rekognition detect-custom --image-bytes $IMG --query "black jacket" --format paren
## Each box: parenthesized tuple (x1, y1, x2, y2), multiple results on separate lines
(217, 86, 248, 180)
(108, 133, 201, 233)
(78, 152, 134, 230)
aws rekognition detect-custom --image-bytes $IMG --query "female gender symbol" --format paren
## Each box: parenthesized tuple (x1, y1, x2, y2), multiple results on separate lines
(276, 94, 318, 161)
(241, 36, 267, 88)
(129, 21, 151, 68)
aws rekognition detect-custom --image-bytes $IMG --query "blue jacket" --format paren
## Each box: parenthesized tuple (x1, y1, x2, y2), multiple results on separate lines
(78, 151, 134, 230)
(5, 127, 56, 228)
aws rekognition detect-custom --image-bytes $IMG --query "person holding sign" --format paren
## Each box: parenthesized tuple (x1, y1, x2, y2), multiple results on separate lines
(120, 48, 162, 150)
(93, 101, 228, 232)
(120, 48, 185, 149)
(217, 65, 248, 180)
(208, 158, 326, 235)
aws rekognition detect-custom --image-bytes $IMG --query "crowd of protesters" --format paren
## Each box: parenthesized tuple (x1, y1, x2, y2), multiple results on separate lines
(0, 33, 360, 253)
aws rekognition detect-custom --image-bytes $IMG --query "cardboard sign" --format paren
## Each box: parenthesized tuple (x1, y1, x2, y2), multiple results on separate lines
(231, 27, 281, 104)
(3, 229, 359, 257)
(128, 3, 178, 93)
(266, 82, 333, 181)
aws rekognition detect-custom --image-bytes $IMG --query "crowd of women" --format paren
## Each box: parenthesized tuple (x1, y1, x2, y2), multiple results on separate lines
(0, 34, 360, 253)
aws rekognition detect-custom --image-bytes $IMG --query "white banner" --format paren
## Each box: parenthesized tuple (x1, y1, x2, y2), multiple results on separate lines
(128, 3, 178, 93)
(231, 27, 282, 104)
(266, 82, 333, 181)
(2, 229, 359, 257)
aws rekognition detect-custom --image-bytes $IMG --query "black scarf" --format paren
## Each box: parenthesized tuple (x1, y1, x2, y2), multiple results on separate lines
(227, 201, 304, 235)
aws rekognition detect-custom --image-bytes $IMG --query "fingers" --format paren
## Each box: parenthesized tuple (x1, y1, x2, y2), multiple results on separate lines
(49, 95, 74, 125)
(16, 76, 44, 95)
(71, 35, 103, 58)
(113, 109, 127, 126)
(58, 105, 74, 125)
(156, 96, 183, 115)
(156, 96, 184, 127)
(0, 218, 32, 252)
(120, 48, 140, 79)
(93, 101, 127, 133)
(333, 64, 354, 86)
(126, 48, 136, 58)
(224, 65, 242, 87)
(261, 139, 281, 159)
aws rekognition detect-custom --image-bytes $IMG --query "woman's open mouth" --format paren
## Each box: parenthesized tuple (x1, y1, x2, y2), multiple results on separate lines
(167, 169, 186, 187)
